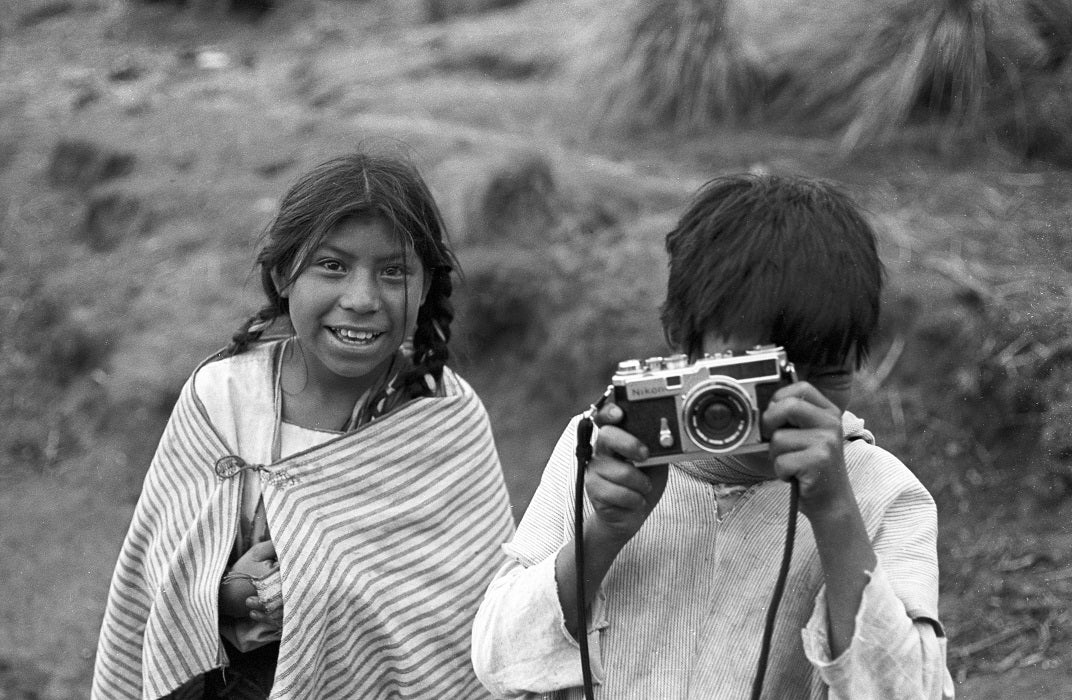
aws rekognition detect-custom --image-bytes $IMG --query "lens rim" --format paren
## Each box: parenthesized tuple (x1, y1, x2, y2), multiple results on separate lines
(681, 378, 755, 453)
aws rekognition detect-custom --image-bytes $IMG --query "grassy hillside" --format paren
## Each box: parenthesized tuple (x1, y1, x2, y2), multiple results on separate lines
(1, 0, 1071, 696)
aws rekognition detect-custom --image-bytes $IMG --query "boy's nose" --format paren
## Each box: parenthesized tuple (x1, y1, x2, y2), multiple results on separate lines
(338, 273, 382, 312)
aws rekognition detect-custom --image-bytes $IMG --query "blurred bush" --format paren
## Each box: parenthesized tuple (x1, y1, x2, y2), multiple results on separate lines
(0, 291, 112, 474)
(424, 0, 526, 22)
(600, 0, 1072, 164)
(598, 0, 769, 133)
(864, 250, 1072, 511)
(430, 149, 560, 247)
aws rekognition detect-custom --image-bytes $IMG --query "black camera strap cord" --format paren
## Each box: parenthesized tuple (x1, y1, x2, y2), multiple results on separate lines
(573, 415, 598, 700)
(572, 413, 800, 700)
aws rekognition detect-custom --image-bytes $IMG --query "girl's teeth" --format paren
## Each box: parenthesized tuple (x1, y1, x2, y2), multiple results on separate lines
(335, 328, 378, 341)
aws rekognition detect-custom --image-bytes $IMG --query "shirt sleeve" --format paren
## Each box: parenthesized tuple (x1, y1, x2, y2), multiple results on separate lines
(471, 416, 609, 696)
(800, 476, 956, 700)
(471, 549, 609, 697)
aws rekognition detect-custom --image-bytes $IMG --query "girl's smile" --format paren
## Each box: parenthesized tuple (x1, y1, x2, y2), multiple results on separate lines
(276, 215, 429, 404)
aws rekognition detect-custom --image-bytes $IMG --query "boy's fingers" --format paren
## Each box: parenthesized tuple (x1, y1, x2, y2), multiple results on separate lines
(772, 381, 837, 411)
(588, 456, 656, 495)
(595, 425, 650, 463)
(763, 393, 840, 433)
(592, 402, 623, 428)
(587, 476, 651, 512)
(768, 427, 837, 457)
(770, 449, 810, 483)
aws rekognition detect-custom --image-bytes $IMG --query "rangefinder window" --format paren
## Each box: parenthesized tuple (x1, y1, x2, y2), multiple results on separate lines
(709, 359, 778, 381)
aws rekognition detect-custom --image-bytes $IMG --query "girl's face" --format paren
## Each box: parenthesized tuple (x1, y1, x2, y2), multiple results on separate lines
(278, 216, 429, 396)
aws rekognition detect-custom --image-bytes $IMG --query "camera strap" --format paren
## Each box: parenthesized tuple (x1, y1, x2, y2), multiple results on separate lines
(573, 410, 598, 700)
(751, 477, 800, 700)
(573, 402, 799, 700)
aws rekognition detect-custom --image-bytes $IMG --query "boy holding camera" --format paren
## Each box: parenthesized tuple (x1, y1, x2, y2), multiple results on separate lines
(471, 174, 954, 698)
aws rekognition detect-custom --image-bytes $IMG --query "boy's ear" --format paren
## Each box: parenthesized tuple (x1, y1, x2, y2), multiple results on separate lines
(270, 269, 289, 299)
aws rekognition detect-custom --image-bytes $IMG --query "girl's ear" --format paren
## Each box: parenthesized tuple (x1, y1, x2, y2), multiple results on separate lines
(270, 269, 290, 299)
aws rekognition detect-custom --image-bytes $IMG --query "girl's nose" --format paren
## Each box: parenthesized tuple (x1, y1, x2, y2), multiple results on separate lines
(339, 272, 382, 312)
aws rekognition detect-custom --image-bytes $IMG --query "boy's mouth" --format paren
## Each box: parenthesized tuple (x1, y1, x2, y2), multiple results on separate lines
(329, 327, 383, 344)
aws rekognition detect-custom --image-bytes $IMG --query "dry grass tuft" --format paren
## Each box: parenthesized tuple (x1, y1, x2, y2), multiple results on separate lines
(768, 0, 1072, 155)
(598, 0, 769, 133)
(1026, 0, 1072, 68)
(600, 0, 1072, 159)
(773, 0, 1002, 150)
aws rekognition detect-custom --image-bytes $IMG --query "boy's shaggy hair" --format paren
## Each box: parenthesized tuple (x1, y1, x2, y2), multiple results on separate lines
(661, 174, 885, 369)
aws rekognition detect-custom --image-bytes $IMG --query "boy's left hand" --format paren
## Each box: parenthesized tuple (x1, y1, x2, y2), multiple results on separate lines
(761, 382, 854, 523)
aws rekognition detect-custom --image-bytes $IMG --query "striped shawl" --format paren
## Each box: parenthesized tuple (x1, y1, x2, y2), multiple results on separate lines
(92, 344, 515, 699)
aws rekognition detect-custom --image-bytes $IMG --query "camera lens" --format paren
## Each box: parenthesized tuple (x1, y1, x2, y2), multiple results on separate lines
(701, 399, 736, 435)
(682, 380, 753, 453)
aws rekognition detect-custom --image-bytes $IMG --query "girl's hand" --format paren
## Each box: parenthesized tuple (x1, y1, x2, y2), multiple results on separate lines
(762, 382, 855, 523)
(219, 540, 278, 619)
(587, 403, 670, 544)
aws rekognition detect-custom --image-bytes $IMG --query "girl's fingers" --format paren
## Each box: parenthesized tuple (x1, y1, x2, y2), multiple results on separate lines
(247, 540, 277, 561)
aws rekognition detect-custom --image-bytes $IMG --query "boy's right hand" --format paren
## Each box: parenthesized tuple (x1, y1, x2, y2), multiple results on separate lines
(555, 403, 670, 637)
(587, 403, 670, 543)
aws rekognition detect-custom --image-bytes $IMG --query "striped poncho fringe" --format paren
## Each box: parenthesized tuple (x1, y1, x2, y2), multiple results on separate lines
(92, 350, 515, 699)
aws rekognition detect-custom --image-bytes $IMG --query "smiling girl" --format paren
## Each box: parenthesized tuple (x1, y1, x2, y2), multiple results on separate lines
(93, 152, 515, 699)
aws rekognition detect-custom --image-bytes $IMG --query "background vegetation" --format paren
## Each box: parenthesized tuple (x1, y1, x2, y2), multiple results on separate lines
(1, 0, 1070, 697)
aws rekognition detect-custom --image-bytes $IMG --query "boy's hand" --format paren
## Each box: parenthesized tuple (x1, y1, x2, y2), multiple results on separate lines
(555, 402, 671, 638)
(587, 403, 670, 543)
(762, 381, 878, 658)
(762, 382, 855, 523)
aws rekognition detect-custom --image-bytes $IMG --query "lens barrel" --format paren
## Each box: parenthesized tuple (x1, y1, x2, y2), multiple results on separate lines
(682, 379, 754, 453)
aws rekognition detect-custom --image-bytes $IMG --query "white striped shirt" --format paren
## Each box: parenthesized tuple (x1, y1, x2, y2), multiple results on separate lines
(472, 413, 955, 699)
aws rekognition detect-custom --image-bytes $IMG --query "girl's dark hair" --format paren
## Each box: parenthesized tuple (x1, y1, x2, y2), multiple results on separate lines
(224, 152, 459, 397)
(661, 173, 885, 369)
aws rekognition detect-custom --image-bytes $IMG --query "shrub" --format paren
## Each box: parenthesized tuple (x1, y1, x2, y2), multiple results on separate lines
(0, 293, 113, 473)
(424, 0, 527, 23)
(601, 0, 1072, 159)
(599, 0, 769, 133)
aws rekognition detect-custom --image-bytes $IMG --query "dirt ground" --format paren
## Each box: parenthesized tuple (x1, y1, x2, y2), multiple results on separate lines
(2, 0, 1071, 697)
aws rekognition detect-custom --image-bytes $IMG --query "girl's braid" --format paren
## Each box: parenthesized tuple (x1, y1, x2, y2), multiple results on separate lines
(221, 304, 280, 358)
(398, 265, 454, 397)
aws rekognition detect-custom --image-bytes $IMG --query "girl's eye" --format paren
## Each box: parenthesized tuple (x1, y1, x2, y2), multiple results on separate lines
(318, 259, 344, 272)
(382, 264, 407, 278)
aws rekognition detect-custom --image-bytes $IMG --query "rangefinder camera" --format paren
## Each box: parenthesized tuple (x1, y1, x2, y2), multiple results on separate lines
(611, 345, 796, 467)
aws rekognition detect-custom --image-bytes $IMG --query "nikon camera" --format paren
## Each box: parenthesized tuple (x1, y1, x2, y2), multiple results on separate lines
(611, 345, 797, 467)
